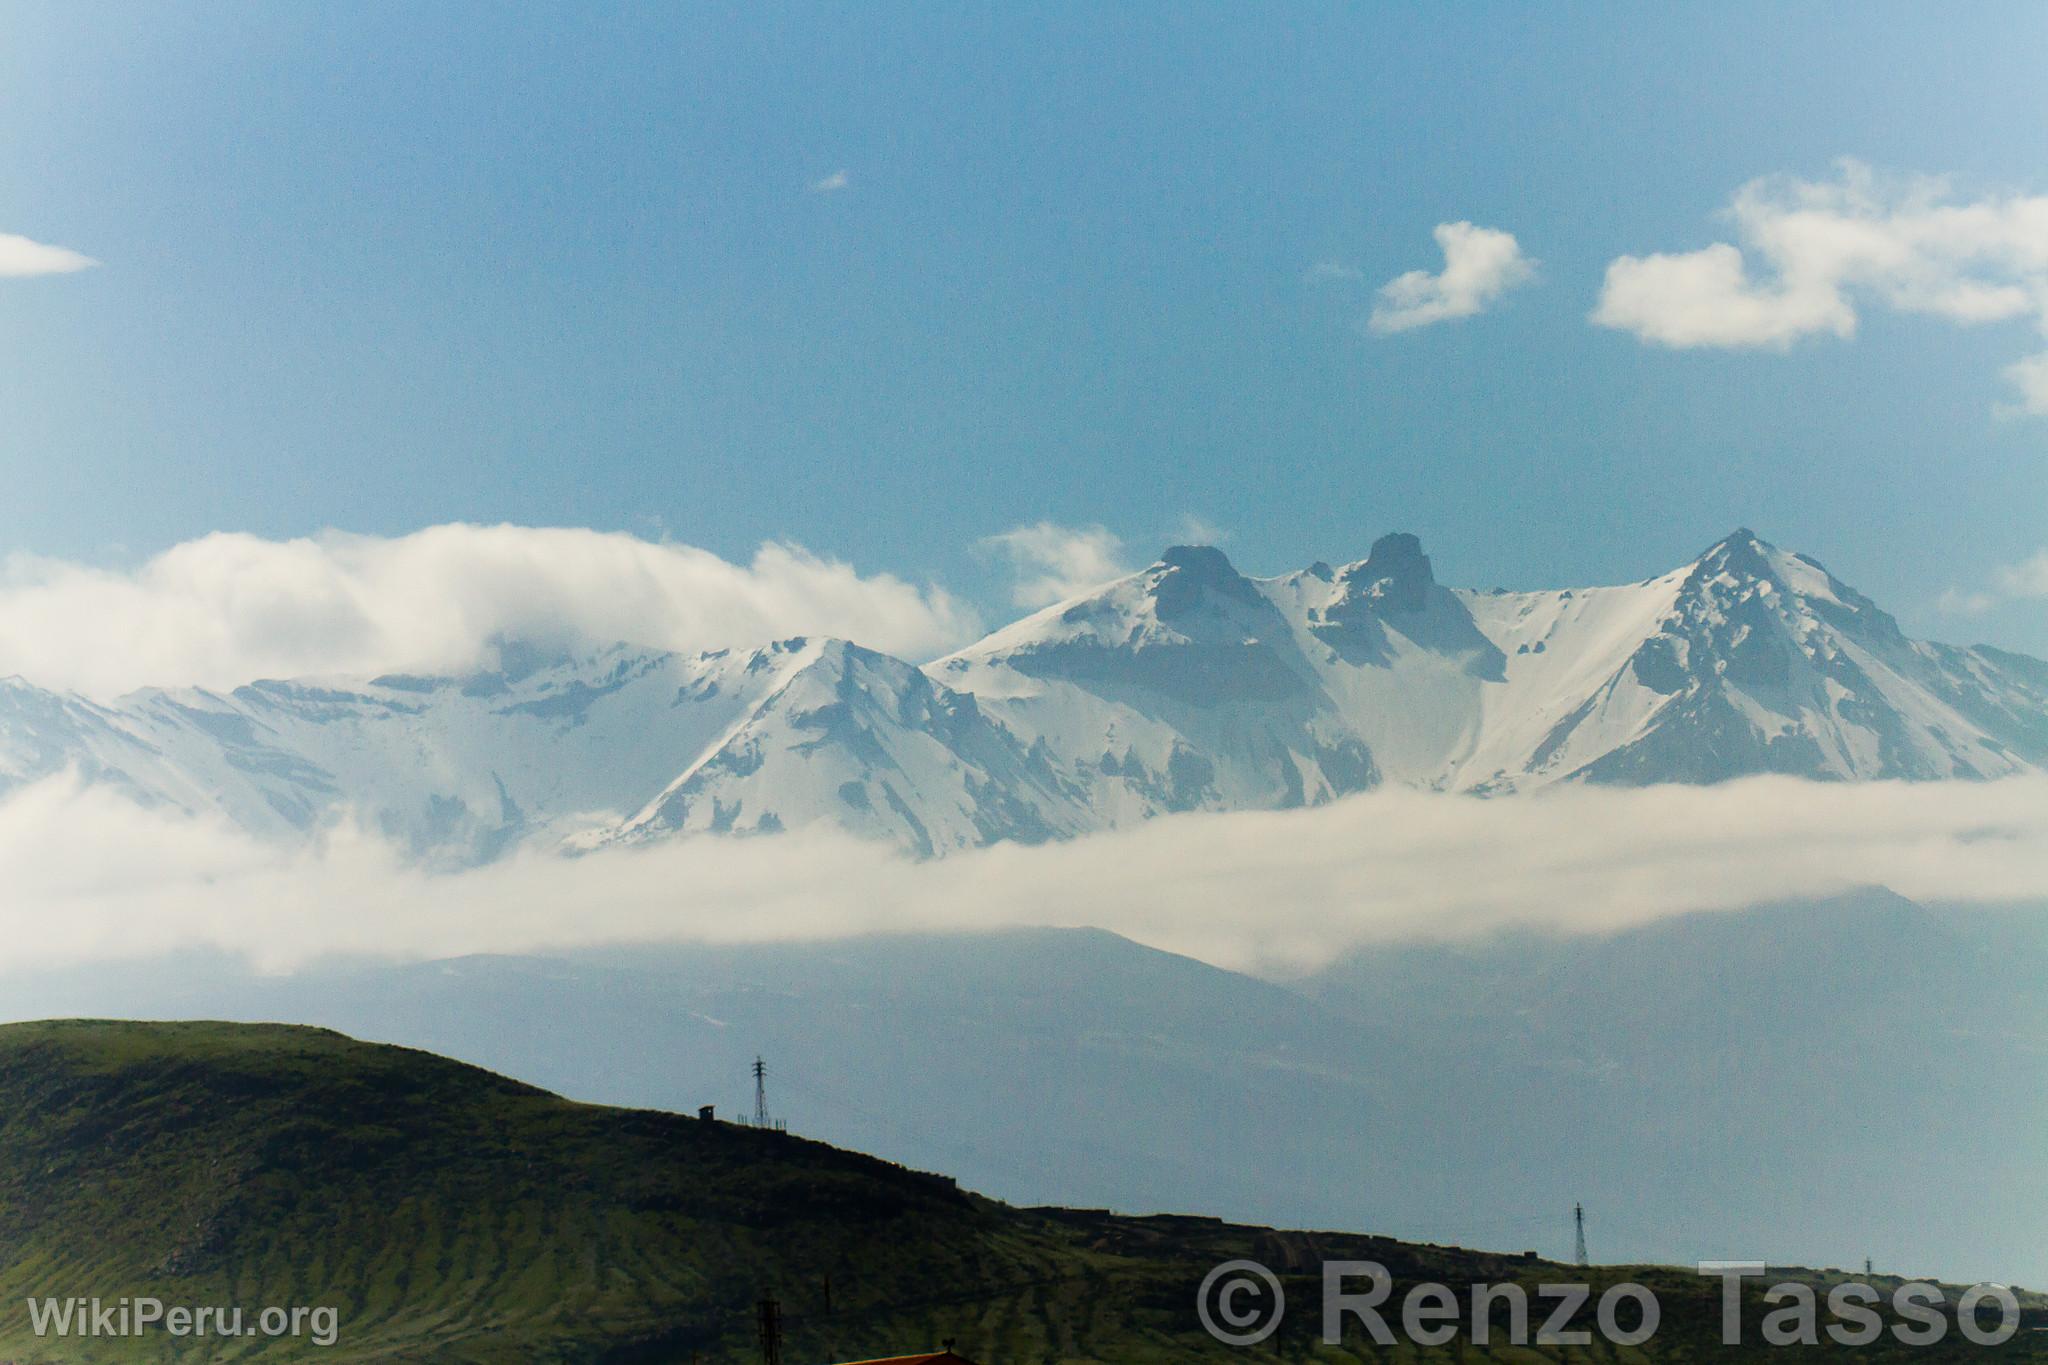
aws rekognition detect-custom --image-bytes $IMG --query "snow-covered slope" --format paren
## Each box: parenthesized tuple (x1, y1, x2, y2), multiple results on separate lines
(1, 634, 1101, 862)
(609, 637, 1090, 855)
(1526, 532, 2048, 784)
(3, 531, 2043, 860)
(940, 529, 2048, 806)
(8, 642, 783, 861)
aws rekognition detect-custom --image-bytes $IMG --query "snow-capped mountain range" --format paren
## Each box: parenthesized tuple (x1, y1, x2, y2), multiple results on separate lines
(5, 530, 2044, 861)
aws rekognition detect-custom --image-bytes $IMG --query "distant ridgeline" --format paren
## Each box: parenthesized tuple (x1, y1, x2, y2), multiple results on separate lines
(0, 1020, 2040, 1362)
(4, 529, 2044, 861)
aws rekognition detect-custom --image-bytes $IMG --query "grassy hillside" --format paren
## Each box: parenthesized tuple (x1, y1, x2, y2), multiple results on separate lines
(0, 1020, 2037, 1362)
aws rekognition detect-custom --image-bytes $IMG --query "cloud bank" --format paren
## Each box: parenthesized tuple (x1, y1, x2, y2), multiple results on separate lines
(1594, 161, 2048, 411)
(1369, 222, 1535, 334)
(977, 522, 1130, 609)
(0, 232, 96, 277)
(3, 772, 2043, 977)
(0, 525, 980, 697)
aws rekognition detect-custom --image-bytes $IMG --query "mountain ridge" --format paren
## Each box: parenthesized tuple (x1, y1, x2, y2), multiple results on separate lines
(3, 530, 2044, 860)
(16, 1017, 2028, 1362)
(8, 893, 2047, 1291)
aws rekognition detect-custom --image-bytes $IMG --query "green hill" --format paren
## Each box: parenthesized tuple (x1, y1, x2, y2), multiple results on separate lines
(0, 1020, 2036, 1362)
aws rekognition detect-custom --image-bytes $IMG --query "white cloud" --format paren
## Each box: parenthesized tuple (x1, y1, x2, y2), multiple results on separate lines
(0, 524, 981, 697)
(1173, 512, 1227, 546)
(810, 169, 850, 193)
(2003, 351, 2048, 415)
(1941, 545, 2048, 615)
(977, 522, 1130, 609)
(1596, 241, 1855, 348)
(1594, 162, 2048, 409)
(1997, 549, 2048, 598)
(1937, 587, 1998, 616)
(1368, 222, 1536, 334)
(1, 772, 2044, 976)
(0, 232, 96, 277)
(1303, 260, 1365, 285)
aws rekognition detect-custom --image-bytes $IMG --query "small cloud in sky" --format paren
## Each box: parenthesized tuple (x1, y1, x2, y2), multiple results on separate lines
(0, 231, 97, 278)
(1303, 260, 1365, 286)
(809, 169, 851, 193)
(1937, 587, 1999, 616)
(1593, 160, 2048, 414)
(2000, 550, 2048, 598)
(1174, 513, 1228, 546)
(978, 522, 1129, 609)
(1368, 222, 1536, 334)
(1940, 546, 2048, 615)
(2001, 352, 2048, 417)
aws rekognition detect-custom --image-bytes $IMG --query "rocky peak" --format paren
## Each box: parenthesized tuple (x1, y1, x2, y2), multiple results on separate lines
(1342, 532, 1436, 613)
(1149, 544, 1260, 618)
(1688, 528, 1786, 587)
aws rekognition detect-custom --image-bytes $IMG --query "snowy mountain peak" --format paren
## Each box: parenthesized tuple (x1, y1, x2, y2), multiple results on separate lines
(1533, 529, 2032, 785)
(1346, 531, 1435, 612)
(4, 530, 2044, 862)
(1690, 526, 1789, 584)
(609, 635, 1083, 855)
(1148, 544, 1262, 618)
(1676, 530, 1908, 652)
(1156, 543, 1238, 576)
(1684, 527, 1817, 597)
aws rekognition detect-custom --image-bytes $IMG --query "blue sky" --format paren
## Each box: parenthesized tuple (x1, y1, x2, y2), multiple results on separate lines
(4, 1, 2047, 653)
